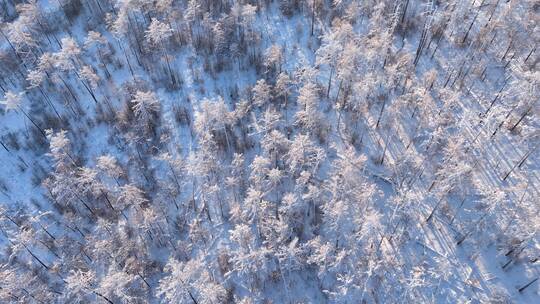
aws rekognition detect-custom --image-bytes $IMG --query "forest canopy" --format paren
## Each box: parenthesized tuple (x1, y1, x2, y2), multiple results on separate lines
(0, 0, 538, 303)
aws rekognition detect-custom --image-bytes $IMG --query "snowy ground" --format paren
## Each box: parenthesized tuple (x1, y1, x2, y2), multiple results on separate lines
(0, 1, 538, 303)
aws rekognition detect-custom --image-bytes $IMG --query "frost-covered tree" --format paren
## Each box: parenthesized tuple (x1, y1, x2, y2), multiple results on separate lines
(322, 147, 379, 249)
(1, 90, 46, 137)
(56, 37, 81, 71)
(194, 96, 233, 151)
(295, 82, 324, 133)
(47, 129, 75, 170)
(79, 65, 99, 89)
(261, 130, 289, 167)
(265, 44, 283, 74)
(63, 269, 106, 304)
(275, 237, 305, 292)
(228, 223, 272, 292)
(275, 72, 292, 111)
(84, 30, 111, 78)
(158, 257, 226, 304)
(76, 167, 103, 197)
(79, 65, 101, 104)
(96, 154, 124, 186)
(252, 79, 272, 108)
(286, 134, 325, 175)
(146, 18, 173, 46)
(98, 268, 141, 303)
(146, 18, 176, 83)
(84, 30, 107, 49)
(116, 184, 148, 215)
(4, 14, 37, 60)
(316, 19, 355, 98)
(131, 90, 161, 133)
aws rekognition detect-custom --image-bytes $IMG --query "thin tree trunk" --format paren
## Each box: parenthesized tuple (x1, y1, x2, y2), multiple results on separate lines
(18, 107, 46, 138)
(426, 196, 444, 223)
(311, 0, 315, 36)
(401, 0, 410, 24)
(93, 291, 114, 304)
(327, 67, 333, 98)
(23, 243, 50, 269)
(485, 77, 509, 115)
(518, 278, 538, 293)
(503, 146, 537, 180)
(524, 46, 535, 63)
(510, 102, 536, 131)
(376, 98, 386, 129)
(462, 0, 485, 44)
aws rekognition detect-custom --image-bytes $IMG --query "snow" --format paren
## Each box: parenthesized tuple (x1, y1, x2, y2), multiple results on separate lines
(0, 1, 538, 303)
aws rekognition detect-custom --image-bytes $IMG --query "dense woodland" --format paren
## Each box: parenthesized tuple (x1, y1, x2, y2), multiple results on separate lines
(0, 0, 538, 303)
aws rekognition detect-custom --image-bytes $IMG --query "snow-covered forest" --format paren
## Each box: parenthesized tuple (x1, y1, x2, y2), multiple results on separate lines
(0, 0, 538, 303)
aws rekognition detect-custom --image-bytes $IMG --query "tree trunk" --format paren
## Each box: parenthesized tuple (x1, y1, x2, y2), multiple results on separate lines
(485, 77, 509, 115)
(311, 0, 315, 36)
(524, 46, 536, 63)
(376, 98, 386, 129)
(518, 278, 538, 293)
(18, 107, 47, 138)
(326, 67, 333, 98)
(510, 102, 535, 131)
(401, 0, 410, 24)
(503, 146, 537, 180)
(93, 291, 114, 304)
(23, 243, 50, 269)
(462, 0, 485, 44)
(425, 197, 444, 223)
